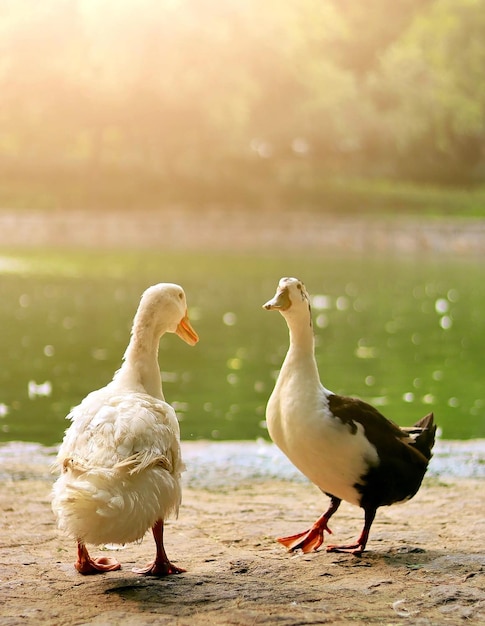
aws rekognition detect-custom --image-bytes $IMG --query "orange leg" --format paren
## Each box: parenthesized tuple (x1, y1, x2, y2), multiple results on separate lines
(278, 497, 341, 553)
(133, 520, 185, 576)
(75, 541, 121, 575)
(327, 506, 376, 555)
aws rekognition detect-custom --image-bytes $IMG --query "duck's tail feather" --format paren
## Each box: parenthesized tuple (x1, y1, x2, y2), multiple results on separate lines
(402, 412, 436, 460)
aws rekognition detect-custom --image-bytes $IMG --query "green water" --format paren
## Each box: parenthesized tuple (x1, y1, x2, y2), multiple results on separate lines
(0, 248, 483, 444)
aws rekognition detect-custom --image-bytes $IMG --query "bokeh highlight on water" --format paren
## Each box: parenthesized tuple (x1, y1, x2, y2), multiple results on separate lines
(0, 248, 483, 445)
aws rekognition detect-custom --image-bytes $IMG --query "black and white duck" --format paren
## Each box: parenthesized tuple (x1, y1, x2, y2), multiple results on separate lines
(264, 277, 436, 555)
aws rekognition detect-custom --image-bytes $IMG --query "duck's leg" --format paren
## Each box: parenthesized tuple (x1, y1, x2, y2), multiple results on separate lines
(133, 520, 186, 576)
(278, 496, 341, 553)
(327, 506, 376, 555)
(75, 541, 121, 574)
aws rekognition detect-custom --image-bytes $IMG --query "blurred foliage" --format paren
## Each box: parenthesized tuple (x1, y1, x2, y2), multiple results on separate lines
(1, 0, 485, 211)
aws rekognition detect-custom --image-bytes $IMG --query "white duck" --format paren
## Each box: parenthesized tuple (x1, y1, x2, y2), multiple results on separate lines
(264, 277, 436, 555)
(52, 283, 198, 576)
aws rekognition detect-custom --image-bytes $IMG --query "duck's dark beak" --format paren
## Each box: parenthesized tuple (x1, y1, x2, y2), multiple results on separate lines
(263, 287, 291, 311)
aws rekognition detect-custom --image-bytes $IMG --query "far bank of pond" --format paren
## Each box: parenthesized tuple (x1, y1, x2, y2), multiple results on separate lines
(0, 208, 484, 255)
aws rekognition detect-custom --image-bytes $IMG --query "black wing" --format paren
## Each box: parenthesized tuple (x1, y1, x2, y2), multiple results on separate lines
(327, 394, 434, 507)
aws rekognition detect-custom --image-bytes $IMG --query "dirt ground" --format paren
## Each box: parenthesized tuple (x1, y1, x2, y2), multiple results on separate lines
(1, 471, 484, 626)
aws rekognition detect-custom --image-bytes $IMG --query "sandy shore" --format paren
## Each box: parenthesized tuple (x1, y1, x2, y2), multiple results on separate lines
(1, 442, 484, 625)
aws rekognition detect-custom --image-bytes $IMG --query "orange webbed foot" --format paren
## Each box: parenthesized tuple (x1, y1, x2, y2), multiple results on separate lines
(75, 555, 121, 575)
(327, 543, 365, 556)
(278, 518, 333, 553)
(133, 561, 186, 576)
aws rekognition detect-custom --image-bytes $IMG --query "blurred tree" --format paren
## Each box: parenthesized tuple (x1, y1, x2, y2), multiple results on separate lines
(375, 0, 485, 182)
(0, 0, 485, 209)
(328, 0, 433, 76)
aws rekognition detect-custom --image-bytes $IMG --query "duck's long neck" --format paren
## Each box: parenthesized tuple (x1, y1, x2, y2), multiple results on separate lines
(280, 313, 321, 384)
(113, 321, 165, 399)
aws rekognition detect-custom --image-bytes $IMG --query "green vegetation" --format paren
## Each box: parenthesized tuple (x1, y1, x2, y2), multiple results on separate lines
(2, 1, 485, 214)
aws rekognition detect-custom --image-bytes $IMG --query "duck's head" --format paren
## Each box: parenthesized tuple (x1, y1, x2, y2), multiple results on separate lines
(137, 283, 199, 345)
(263, 277, 311, 318)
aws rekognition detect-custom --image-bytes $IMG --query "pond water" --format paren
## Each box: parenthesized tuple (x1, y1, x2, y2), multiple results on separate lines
(0, 248, 483, 445)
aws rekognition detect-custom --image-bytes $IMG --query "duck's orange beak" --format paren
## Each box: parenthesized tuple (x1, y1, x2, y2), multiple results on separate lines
(176, 312, 199, 346)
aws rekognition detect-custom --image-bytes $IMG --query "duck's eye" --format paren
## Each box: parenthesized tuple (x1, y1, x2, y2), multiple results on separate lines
(178, 292, 183, 300)
(296, 283, 306, 300)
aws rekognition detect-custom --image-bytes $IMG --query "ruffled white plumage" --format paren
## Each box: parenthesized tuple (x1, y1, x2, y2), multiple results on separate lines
(52, 387, 184, 546)
(51, 282, 198, 575)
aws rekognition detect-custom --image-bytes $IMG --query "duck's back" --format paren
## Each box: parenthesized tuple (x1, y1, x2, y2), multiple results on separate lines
(52, 386, 183, 545)
(267, 378, 381, 506)
(327, 394, 436, 508)
(267, 383, 435, 509)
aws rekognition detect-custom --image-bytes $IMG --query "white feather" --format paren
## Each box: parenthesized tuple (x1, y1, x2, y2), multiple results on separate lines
(51, 283, 197, 548)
